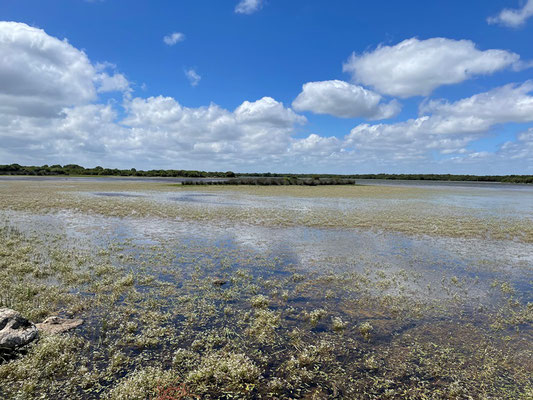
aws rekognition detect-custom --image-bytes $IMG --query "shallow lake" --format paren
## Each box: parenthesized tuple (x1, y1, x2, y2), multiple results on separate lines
(0, 178, 531, 399)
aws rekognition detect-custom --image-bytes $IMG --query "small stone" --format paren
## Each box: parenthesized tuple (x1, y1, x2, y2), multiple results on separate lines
(0, 308, 39, 351)
(36, 316, 84, 335)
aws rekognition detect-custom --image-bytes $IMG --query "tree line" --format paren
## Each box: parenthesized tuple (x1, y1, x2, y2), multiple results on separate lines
(238, 172, 533, 184)
(0, 164, 235, 178)
(0, 164, 531, 184)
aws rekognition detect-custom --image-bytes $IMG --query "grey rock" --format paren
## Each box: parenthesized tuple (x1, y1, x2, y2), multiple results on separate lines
(0, 308, 38, 351)
(36, 316, 84, 334)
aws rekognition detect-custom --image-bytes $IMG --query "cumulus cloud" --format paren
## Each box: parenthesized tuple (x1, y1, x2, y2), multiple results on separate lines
(163, 32, 185, 46)
(445, 129, 533, 173)
(344, 82, 533, 160)
(0, 92, 308, 170)
(0, 103, 125, 167)
(290, 134, 342, 156)
(498, 128, 533, 163)
(343, 38, 521, 98)
(488, 0, 533, 28)
(418, 81, 533, 132)
(235, 96, 306, 126)
(235, 0, 264, 15)
(0, 21, 97, 116)
(292, 80, 400, 120)
(96, 72, 130, 93)
(345, 120, 473, 162)
(0, 21, 129, 118)
(118, 96, 306, 163)
(185, 68, 201, 87)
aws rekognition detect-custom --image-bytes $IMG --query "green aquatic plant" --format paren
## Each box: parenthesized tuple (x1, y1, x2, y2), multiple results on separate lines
(331, 316, 347, 332)
(250, 294, 269, 308)
(358, 321, 374, 341)
(185, 351, 261, 395)
(105, 366, 176, 400)
(307, 308, 327, 326)
(246, 309, 281, 343)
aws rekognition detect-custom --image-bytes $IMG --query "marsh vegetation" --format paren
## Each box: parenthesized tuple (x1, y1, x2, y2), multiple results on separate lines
(0, 179, 531, 399)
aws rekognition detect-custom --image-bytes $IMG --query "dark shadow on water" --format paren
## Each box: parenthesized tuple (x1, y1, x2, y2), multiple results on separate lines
(94, 192, 143, 198)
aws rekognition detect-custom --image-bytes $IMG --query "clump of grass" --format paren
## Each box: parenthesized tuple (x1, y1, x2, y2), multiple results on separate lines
(105, 366, 176, 400)
(250, 294, 269, 308)
(358, 321, 374, 341)
(246, 309, 281, 343)
(185, 351, 261, 395)
(0, 334, 94, 397)
(307, 308, 327, 326)
(172, 348, 199, 373)
(332, 316, 347, 332)
(362, 354, 379, 370)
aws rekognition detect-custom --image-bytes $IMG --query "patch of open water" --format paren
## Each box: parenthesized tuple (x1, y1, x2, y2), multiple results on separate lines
(1, 205, 531, 305)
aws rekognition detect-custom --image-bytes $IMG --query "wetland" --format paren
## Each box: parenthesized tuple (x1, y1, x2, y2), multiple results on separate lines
(0, 178, 531, 399)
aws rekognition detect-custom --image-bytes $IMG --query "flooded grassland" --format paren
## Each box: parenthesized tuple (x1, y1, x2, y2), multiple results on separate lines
(0, 178, 531, 399)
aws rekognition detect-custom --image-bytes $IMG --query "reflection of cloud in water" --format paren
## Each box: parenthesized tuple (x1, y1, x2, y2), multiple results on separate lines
(2, 207, 530, 305)
(86, 185, 533, 220)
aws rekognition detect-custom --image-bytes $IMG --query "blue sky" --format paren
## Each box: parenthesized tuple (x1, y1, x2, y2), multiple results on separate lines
(1, 0, 532, 173)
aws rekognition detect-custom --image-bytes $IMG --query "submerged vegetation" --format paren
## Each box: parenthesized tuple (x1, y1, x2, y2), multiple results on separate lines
(0, 179, 531, 398)
(1, 180, 532, 243)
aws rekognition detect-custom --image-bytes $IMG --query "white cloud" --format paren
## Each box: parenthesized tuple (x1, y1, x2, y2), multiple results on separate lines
(292, 80, 400, 120)
(419, 81, 533, 132)
(498, 128, 533, 162)
(343, 38, 521, 98)
(185, 68, 201, 87)
(345, 120, 476, 162)
(488, 0, 533, 28)
(344, 82, 533, 161)
(163, 32, 185, 46)
(0, 21, 97, 116)
(119, 96, 306, 162)
(290, 134, 342, 156)
(0, 22, 129, 118)
(0, 92, 308, 169)
(235, 96, 306, 126)
(0, 103, 124, 166)
(235, 0, 264, 15)
(96, 72, 130, 93)
(446, 129, 533, 172)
